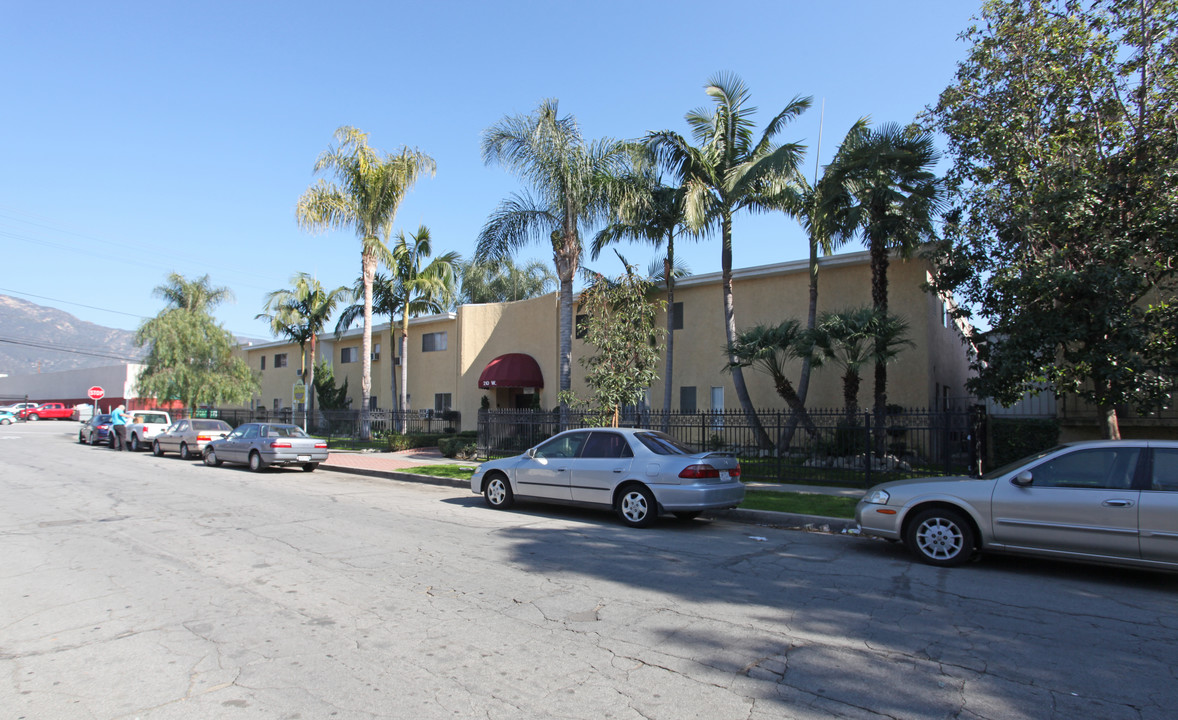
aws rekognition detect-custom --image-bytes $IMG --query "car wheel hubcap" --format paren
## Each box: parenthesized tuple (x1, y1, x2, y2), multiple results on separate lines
(622, 492, 648, 522)
(917, 518, 963, 560)
(488, 481, 505, 505)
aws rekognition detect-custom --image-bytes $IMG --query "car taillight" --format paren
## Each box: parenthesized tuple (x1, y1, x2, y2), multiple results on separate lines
(729, 465, 741, 478)
(196, 435, 210, 442)
(679, 464, 721, 479)
(314, 442, 327, 448)
(270, 441, 292, 448)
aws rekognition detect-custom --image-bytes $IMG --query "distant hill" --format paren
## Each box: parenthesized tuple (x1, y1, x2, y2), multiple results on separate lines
(0, 295, 146, 375)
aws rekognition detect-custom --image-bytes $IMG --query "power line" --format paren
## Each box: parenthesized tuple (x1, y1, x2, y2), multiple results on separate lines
(0, 336, 142, 363)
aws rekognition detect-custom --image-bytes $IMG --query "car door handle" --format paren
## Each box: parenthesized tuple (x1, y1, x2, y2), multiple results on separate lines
(613, 469, 624, 473)
(1102, 499, 1134, 507)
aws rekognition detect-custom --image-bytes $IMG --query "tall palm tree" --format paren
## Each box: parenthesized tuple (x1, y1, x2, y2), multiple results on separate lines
(647, 73, 811, 447)
(153, 273, 233, 312)
(822, 122, 940, 448)
(592, 162, 703, 427)
(477, 99, 628, 423)
(335, 272, 403, 415)
(808, 307, 913, 425)
(390, 225, 459, 432)
(257, 272, 350, 423)
(297, 126, 435, 436)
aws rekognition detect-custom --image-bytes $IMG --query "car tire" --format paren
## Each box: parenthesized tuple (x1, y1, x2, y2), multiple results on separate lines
(673, 511, 702, 521)
(152, 440, 163, 457)
(483, 473, 514, 510)
(905, 507, 976, 567)
(616, 484, 657, 528)
(302, 462, 318, 472)
(204, 448, 222, 467)
(27, 413, 39, 421)
(179, 443, 191, 460)
(249, 451, 266, 472)
(79, 431, 86, 443)
(130, 434, 141, 452)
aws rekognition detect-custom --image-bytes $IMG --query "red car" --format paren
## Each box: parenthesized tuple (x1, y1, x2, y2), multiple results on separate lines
(20, 403, 74, 421)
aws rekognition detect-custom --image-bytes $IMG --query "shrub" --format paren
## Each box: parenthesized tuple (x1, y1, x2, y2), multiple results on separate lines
(989, 418, 1059, 468)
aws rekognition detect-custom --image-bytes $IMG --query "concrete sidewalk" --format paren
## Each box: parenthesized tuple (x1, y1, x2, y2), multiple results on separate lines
(321, 448, 861, 533)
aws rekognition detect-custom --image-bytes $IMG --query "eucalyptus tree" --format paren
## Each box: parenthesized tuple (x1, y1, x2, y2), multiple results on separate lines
(647, 73, 810, 447)
(808, 307, 913, 425)
(592, 153, 703, 426)
(458, 257, 556, 304)
(257, 272, 350, 420)
(297, 125, 435, 436)
(822, 121, 940, 447)
(477, 99, 629, 422)
(390, 225, 460, 432)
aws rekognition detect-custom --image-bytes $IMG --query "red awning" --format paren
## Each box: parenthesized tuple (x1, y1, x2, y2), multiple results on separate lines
(478, 353, 544, 389)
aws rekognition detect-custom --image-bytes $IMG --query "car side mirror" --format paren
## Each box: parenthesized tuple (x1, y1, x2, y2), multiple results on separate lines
(526, 448, 537, 459)
(1012, 471, 1033, 487)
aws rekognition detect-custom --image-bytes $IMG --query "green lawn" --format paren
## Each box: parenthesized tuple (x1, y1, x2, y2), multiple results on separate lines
(405, 465, 857, 518)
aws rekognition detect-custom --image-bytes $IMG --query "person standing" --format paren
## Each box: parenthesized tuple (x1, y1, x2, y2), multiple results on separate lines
(110, 404, 129, 451)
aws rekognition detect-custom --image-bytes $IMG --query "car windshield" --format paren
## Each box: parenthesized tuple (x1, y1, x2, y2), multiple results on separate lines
(267, 426, 308, 438)
(634, 431, 698, 456)
(980, 445, 1067, 479)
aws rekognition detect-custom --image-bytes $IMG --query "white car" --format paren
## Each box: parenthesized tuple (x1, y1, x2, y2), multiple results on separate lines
(0, 402, 37, 414)
(125, 411, 172, 452)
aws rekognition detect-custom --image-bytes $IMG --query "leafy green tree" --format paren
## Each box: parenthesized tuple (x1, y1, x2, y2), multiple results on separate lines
(257, 272, 350, 420)
(564, 257, 665, 426)
(297, 126, 435, 437)
(925, 0, 1178, 439)
(822, 121, 941, 447)
(313, 359, 350, 411)
(726, 320, 818, 441)
(135, 274, 257, 412)
(647, 73, 810, 447)
(809, 307, 913, 424)
(390, 225, 459, 431)
(458, 257, 556, 304)
(477, 99, 629, 424)
(592, 150, 704, 426)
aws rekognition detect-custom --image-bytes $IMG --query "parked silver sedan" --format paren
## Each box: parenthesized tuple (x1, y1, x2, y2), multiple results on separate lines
(856, 439, 1178, 570)
(470, 428, 745, 527)
(152, 418, 233, 460)
(202, 423, 328, 472)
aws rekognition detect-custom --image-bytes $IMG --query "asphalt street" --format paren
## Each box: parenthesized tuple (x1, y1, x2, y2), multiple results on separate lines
(2, 421, 1177, 719)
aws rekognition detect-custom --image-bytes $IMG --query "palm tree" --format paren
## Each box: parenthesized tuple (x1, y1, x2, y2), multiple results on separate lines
(257, 273, 350, 424)
(808, 307, 913, 425)
(154, 273, 233, 312)
(390, 225, 459, 432)
(592, 163, 702, 428)
(458, 257, 557, 304)
(477, 99, 628, 423)
(335, 272, 403, 415)
(297, 126, 435, 436)
(647, 73, 811, 447)
(727, 320, 819, 441)
(822, 122, 940, 448)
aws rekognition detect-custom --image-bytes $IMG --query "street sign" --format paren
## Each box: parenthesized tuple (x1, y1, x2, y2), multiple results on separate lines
(87, 386, 105, 400)
(293, 381, 306, 405)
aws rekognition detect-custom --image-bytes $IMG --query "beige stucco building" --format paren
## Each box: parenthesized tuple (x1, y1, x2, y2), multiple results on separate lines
(237, 250, 974, 430)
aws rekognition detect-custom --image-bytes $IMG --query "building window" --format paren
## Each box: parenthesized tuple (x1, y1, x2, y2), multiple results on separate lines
(422, 331, 447, 352)
(369, 396, 378, 411)
(710, 387, 725, 429)
(372, 343, 381, 361)
(576, 314, 588, 339)
(274, 353, 287, 368)
(260, 355, 266, 371)
(273, 398, 281, 411)
(671, 302, 684, 330)
(434, 393, 452, 412)
(341, 346, 358, 364)
(680, 386, 697, 413)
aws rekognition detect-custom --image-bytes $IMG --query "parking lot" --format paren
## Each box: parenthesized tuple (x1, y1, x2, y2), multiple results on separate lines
(2, 421, 1177, 719)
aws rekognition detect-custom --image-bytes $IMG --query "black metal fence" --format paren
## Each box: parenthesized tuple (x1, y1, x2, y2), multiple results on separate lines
(477, 407, 983, 489)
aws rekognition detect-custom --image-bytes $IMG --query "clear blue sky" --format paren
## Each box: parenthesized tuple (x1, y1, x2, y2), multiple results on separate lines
(1, 0, 979, 343)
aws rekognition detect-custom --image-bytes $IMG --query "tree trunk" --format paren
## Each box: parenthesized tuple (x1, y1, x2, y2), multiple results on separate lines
(843, 370, 860, 426)
(781, 230, 822, 451)
(662, 241, 674, 433)
(554, 219, 577, 430)
(870, 234, 889, 456)
(399, 310, 410, 434)
(720, 214, 773, 448)
(306, 336, 315, 431)
(360, 247, 375, 441)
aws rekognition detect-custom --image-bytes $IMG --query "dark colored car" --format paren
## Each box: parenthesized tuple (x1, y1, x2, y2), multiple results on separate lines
(78, 414, 114, 446)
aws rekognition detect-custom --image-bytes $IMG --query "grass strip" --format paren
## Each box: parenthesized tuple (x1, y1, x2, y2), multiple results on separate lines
(739, 490, 858, 519)
(402, 464, 476, 480)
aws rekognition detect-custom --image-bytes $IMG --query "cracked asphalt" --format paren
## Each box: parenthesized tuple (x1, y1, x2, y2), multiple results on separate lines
(3, 422, 1177, 719)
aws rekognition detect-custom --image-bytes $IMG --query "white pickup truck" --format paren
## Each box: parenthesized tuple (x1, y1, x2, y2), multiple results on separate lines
(126, 411, 172, 452)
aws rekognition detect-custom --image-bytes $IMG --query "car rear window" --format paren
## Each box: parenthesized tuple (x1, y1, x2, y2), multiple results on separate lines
(634, 432, 697, 456)
(268, 425, 309, 438)
(140, 413, 168, 423)
(193, 420, 230, 431)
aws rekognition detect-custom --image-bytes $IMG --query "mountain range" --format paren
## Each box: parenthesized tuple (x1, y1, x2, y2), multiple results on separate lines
(0, 294, 147, 375)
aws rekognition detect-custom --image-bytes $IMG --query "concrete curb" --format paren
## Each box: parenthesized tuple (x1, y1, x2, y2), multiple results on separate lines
(320, 463, 859, 533)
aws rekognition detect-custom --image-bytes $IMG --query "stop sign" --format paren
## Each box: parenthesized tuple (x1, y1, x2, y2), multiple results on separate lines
(87, 386, 105, 401)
